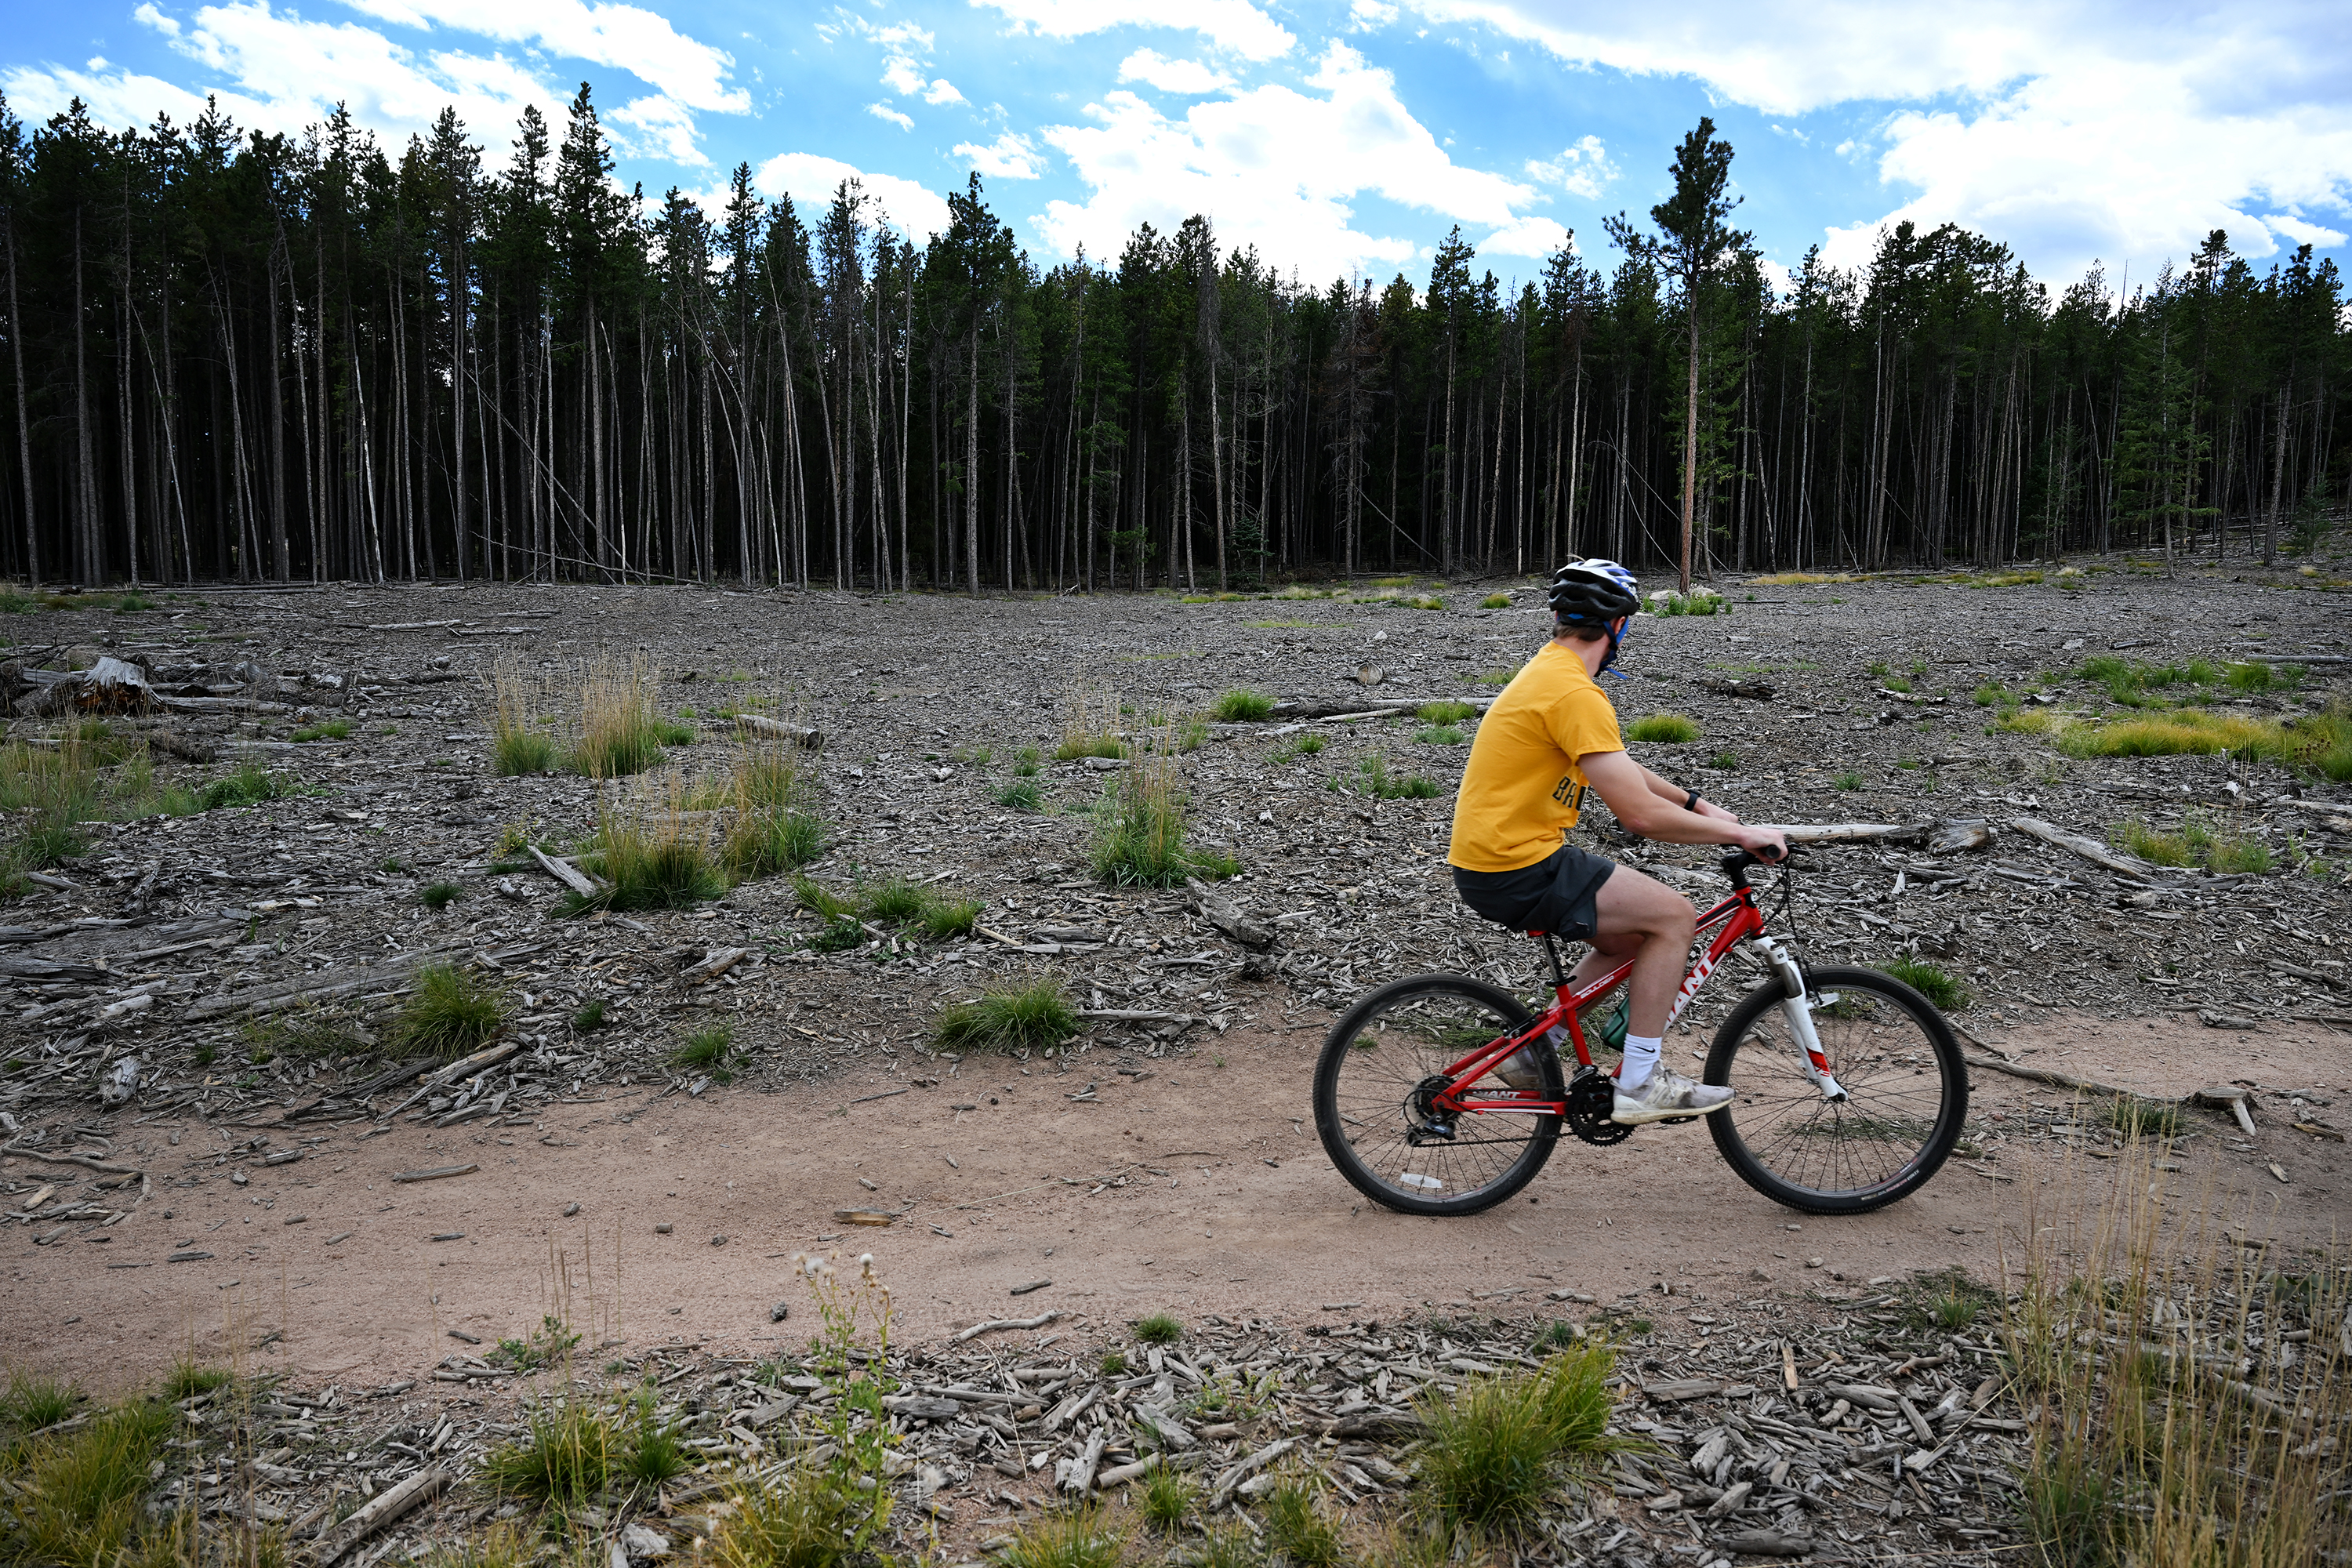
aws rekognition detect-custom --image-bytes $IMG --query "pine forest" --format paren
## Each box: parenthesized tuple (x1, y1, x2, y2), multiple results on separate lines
(1, 85, 2345, 593)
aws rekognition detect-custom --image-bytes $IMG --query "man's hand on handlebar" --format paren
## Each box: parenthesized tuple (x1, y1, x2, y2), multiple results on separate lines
(1733, 824, 1791, 862)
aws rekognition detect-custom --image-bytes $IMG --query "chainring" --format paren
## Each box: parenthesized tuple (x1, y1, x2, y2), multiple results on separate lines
(1565, 1068, 1633, 1145)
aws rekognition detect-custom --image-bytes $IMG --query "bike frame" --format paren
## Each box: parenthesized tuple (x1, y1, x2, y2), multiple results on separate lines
(1431, 882, 1776, 1122)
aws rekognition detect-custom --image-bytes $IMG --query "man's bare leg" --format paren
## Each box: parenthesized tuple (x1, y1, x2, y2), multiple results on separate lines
(1585, 867, 1696, 1040)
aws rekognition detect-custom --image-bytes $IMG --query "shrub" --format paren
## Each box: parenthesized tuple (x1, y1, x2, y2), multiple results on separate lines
(1214, 688, 1275, 721)
(1627, 713, 1699, 743)
(935, 978, 1079, 1053)
(419, 881, 462, 910)
(1417, 701, 1477, 724)
(1882, 957, 1968, 1011)
(1480, 593, 1513, 609)
(1415, 1345, 1618, 1540)
(1134, 1312, 1183, 1345)
(390, 964, 508, 1057)
(481, 1399, 617, 1506)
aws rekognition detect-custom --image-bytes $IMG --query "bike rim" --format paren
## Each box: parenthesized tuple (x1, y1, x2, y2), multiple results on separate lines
(1719, 983, 1953, 1201)
(1326, 985, 1548, 1204)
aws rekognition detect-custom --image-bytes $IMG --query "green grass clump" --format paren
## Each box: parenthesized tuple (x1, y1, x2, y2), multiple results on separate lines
(1710, 750, 1739, 771)
(196, 763, 294, 811)
(2, 1371, 82, 1431)
(996, 779, 1043, 811)
(1099, 1351, 1129, 1377)
(570, 659, 666, 779)
(1214, 688, 1276, 721)
(1356, 756, 1442, 800)
(10, 1396, 175, 1568)
(1973, 682, 2014, 708)
(493, 727, 561, 776)
(1882, 958, 1968, 1011)
(240, 1004, 367, 1062)
(1053, 734, 1126, 761)
(860, 877, 930, 926)
(1140, 1467, 1195, 1532)
(390, 964, 509, 1058)
(1012, 745, 1042, 777)
(1481, 593, 1513, 609)
(1134, 1312, 1183, 1345)
(160, 1363, 232, 1401)
(1262, 1478, 1345, 1566)
(481, 1399, 617, 1506)
(292, 719, 352, 742)
(2226, 660, 2299, 693)
(921, 898, 983, 939)
(995, 1508, 1127, 1568)
(419, 881, 463, 910)
(935, 978, 1079, 1054)
(1414, 725, 1464, 746)
(1276, 734, 1324, 760)
(670, 1023, 732, 1077)
(1627, 713, 1700, 743)
(621, 1403, 688, 1488)
(1417, 701, 1477, 724)
(571, 998, 609, 1033)
(1415, 1345, 1619, 1541)
(2120, 821, 2193, 867)
(1091, 744, 1239, 886)
(569, 797, 728, 914)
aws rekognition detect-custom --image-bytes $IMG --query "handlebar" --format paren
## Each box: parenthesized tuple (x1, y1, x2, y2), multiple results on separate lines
(1720, 844, 1802, 887)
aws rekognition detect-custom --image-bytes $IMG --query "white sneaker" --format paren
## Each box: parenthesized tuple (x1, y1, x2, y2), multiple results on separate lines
(1610, 1065, 1733, 1125)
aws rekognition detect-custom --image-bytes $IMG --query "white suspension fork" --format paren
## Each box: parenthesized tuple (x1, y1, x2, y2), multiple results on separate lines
(1746, 936, 1848, 1103)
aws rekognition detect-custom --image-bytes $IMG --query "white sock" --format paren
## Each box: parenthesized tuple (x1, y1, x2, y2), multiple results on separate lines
(1620, 1034, 1664, 1091)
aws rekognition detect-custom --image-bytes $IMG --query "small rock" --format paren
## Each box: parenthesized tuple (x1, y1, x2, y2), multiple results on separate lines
(619, 1524, 672, 1561)
(655, 1222, 673, 1235)
(564, 1203, 581, 1217)
(1805, 1256, 1822, 1268)
(712, 1234, 728, 1247)
(770, 1301, 791, 1323)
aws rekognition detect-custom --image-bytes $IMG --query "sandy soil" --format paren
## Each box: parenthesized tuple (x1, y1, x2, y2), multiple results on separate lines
(15, 1008, 2347, 1398)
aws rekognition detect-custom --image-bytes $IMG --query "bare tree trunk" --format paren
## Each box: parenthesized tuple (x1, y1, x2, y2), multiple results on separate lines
(965, 336, 980, 597)
(5, 202, 35, 586)
(1679, 289, 1699, 594)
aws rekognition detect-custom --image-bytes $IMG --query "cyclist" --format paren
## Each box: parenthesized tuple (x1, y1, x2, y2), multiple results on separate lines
(1446, 559, 1788, 1124)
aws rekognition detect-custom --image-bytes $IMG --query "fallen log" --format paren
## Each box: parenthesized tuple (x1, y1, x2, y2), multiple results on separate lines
(1755, 821, 1926, 845)
(312, 1465, 447, 1566)
(1696, 674, 1775, 699)
(183, 946, 468, 1020)
(526, 845, 600, 899)
(2009, 815, 2162, 880)
(953, 1310, 1063, 1342)
(728, 713, 824, 748)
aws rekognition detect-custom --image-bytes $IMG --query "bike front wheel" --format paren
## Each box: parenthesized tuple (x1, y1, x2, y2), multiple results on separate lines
(1312, 974, 1560, 1218)
(1704, 966, 1968, 1215)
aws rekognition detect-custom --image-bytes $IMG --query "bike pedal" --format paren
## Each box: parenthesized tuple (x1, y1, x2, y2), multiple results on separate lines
(1660, 1115, 1696, 1126)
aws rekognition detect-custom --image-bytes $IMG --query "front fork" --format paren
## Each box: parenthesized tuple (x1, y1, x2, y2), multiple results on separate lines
(1745, 935, 1849, 1103)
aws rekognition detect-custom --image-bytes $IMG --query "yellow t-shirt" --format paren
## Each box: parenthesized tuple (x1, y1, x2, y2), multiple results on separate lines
(1446, 641, 1625, 873)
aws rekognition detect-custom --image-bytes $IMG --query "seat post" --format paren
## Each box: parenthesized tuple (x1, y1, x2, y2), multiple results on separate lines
(1539, 932, 1569, 990)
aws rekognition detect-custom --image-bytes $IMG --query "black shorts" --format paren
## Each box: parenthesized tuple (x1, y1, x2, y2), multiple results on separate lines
(1452, 844, 1616, 942)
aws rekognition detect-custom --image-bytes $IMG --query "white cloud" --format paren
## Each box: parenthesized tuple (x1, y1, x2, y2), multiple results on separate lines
(1036, 42, 1540, 281)
(972, 0, 1294, 63)
(867, 101, 915, 130)
(340, 0, 747, 111)
(8, 0, 743, 169)
(1116, 49, 1232, 94)
(921, 78, 967, 105)
(954, 131, 1046, 179)
(880, 56, 925, 95)
(2267, 212, 2350, 249)
(1525, 134, 1617, 199)
(1480, 215, 1570, 257)
(1350, 0, 1399, 30)
(610, 93, 704, 165)
(5, 0, 570, 156)
(1393, 2, 2352, 281)
(753, 151, 952, 240)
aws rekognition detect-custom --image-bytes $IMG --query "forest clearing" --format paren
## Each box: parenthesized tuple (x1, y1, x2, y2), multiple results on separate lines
(2, 557, 2350, 1564)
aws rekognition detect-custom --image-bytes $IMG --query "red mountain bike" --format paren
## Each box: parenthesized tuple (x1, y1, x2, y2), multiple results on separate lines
(1312, 848, 1967, 1217)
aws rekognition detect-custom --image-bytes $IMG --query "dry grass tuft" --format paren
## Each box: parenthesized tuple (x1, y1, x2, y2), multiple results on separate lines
(572, 656, 666, 779)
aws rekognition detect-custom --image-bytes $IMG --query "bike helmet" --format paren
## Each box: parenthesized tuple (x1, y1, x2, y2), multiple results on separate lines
(1548, 558, 1642, 675)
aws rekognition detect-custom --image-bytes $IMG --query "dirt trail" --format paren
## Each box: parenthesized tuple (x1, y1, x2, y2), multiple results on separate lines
(13, 1011, 2347, 1396)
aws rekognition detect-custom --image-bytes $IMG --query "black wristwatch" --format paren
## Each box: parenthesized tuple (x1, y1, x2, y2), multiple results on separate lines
(1683, 788, 1702, 812)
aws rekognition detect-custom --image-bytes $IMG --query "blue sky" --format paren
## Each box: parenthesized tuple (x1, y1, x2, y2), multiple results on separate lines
(7, 1, 2349, 297)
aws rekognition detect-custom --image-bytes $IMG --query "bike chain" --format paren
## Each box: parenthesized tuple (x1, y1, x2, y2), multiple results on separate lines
(1564, 1067, 1632, 1145)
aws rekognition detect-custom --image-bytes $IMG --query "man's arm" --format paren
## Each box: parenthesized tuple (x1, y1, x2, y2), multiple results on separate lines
(1579, 750, 1785, 855)
(1634, 760, 1741, 825)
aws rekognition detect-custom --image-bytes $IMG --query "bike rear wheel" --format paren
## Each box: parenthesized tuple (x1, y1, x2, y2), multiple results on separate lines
(1704, 966, 1967, 1215)
(1312, 974, 1561, 1217)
